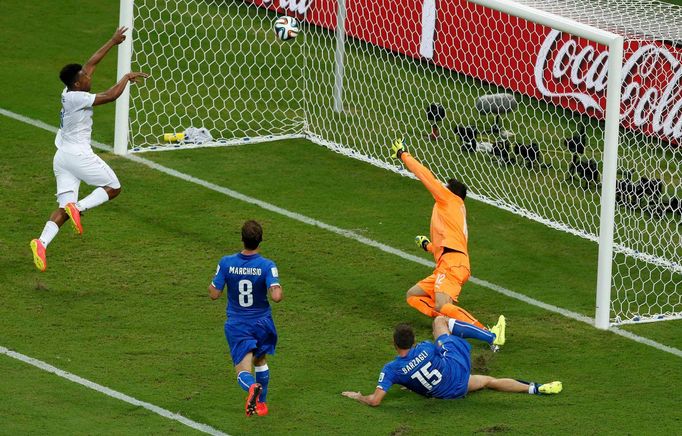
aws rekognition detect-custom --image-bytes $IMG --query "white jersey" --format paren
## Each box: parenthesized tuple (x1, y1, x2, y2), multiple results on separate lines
(55, 87, 96, 154)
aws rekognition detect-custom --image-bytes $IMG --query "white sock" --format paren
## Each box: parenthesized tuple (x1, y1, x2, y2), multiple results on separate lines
(76, 187, 110, 212)
(39, 221, 59, 247)
(448, 318, 456, 333)
(529, 382, 538, 394)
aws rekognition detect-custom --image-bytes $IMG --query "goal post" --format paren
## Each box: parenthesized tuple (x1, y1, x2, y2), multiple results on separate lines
(468, 0, 625, 329)
(119, 0, 681, 327)
(114, 0, 134, 156)
(596, 39, 624, 330)
(333, 0, 346, 113)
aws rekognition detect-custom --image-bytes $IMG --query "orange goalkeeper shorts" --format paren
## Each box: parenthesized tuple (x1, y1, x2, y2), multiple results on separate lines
(416, 251, 470, 303)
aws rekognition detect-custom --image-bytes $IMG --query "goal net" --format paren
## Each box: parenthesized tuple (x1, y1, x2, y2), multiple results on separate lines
(128, 0, 307, 150)
(124, 0, 681, 326)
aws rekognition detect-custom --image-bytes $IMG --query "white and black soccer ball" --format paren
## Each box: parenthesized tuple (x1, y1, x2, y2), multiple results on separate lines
(274, 16, 299, 41)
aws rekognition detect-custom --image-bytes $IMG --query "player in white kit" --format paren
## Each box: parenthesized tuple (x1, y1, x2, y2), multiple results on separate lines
(30, 27, 148, 271)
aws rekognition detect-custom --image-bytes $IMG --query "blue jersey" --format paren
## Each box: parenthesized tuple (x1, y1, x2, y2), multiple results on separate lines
(211, 252, 280, 320)
(376, 335, 472, 399)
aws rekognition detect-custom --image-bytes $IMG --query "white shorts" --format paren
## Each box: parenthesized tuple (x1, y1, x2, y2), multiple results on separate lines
(53, 149, 120, 207)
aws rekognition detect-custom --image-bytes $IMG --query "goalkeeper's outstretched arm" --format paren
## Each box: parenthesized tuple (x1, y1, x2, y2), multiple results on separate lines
(390, 139, 452, 204)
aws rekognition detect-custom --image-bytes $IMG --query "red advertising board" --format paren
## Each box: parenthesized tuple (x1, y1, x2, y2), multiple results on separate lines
(250, 0, 682, 144)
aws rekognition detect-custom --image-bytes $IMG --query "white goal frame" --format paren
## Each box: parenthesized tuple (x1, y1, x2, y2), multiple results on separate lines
(113, 0, 637, 330)
(114, 0, 134, 157)
(464, 2, 624, 328)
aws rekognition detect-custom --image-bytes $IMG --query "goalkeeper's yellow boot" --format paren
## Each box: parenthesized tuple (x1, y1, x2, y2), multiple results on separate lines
(30, 239, 47, 272)
(538, 381, 563, 394)
(64, 203, 83, 235)
(490, 315, 506, 347)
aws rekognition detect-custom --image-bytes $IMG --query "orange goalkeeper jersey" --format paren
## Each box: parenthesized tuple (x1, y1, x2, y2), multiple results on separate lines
(401, 152, 469, 264)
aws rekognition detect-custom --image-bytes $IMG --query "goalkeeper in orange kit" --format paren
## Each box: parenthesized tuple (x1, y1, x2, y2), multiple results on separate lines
(390, 139, 505, 348)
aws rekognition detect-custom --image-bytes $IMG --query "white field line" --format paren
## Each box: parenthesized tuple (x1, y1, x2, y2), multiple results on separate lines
(0, 345, 229, 436)
(2, 106, 680, 358)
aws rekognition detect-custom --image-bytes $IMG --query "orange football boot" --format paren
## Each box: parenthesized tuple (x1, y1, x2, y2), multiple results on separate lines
(64, 203, 83, 235)
(30, 239, 47, 272)
(256, 401, 268, 416)
(245, 383, 262, 417)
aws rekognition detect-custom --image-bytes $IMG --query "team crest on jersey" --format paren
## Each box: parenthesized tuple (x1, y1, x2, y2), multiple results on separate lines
(271, 267, 279, 277)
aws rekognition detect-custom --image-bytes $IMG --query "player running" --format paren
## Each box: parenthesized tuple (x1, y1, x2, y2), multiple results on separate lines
(342, 316, 562, 406)
(29, 27, 148, 271)
(390, 138, 498, 333)
(209, 220, 283, 417)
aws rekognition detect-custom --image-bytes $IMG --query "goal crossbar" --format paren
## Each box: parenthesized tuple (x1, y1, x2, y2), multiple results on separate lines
(117, 0, 679, 328)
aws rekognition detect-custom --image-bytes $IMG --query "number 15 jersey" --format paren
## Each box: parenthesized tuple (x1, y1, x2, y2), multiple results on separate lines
(377, 336, 472, 399)
(212, 252, 280, 320)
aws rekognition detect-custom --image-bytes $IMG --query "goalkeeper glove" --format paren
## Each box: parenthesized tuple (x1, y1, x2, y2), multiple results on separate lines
(415, 235, 431, 251)
(391, 138, 406, 159)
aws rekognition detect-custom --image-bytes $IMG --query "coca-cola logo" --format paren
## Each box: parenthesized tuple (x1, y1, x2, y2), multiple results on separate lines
(262, 0, 314, 15)
(535, 29, 682, 141)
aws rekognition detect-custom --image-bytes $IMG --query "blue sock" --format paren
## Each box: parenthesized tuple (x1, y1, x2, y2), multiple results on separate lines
(255, 365, 270, 403)
(448, 318, 495, 344)
(237, 371, 255, 393)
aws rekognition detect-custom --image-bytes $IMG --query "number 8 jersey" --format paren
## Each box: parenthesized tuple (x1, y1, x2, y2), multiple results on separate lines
(377, 335, 472, 399)
(212, 252, 280, 320)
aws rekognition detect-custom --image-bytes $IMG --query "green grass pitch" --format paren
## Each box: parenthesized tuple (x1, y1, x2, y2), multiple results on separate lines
(1, 0, 681, 435)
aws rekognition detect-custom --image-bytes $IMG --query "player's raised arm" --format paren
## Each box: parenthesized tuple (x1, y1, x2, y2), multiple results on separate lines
(83, 27, 128, 76)
(390, 139, 452, 204)
(93, 72, 149, 106)
(341, 387, 387, 407)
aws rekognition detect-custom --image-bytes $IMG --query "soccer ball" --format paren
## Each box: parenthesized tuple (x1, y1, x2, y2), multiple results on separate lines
(274, 16, 299, 41)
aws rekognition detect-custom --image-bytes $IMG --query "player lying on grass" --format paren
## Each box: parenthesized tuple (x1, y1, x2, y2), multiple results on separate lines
(390, 138, 493, 332)
(30, 27, 148, 271)
(208, 220, 283, 417)
(342, 316, 562, 406)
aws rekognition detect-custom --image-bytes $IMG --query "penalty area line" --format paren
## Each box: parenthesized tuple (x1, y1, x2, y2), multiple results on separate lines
(0, 346, 229, 436)
(2, 106, 681, 359)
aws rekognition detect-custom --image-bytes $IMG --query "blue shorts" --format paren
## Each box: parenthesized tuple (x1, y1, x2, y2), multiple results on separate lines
(435, 334, 472, 398)
(224, 316, 278, 366)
